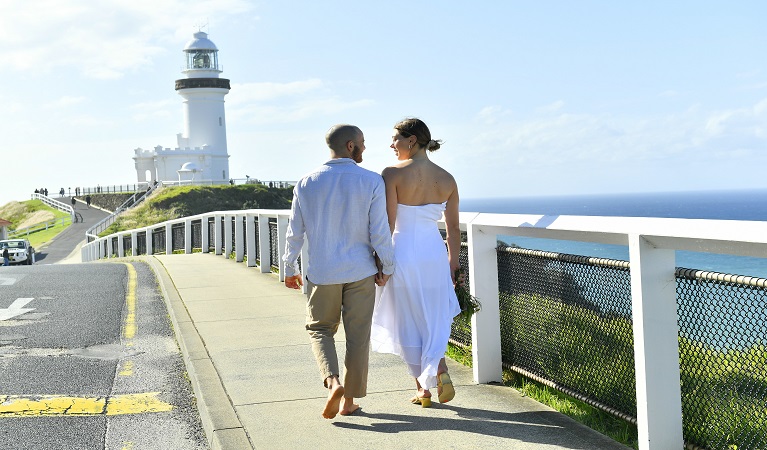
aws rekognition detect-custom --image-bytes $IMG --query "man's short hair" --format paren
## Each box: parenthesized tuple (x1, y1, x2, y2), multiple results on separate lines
(326, 124, 361, 152)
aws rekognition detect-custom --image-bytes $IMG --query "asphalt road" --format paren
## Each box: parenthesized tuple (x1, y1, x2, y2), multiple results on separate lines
(0, 262, 207, 449)
(33, 198, 110, 265)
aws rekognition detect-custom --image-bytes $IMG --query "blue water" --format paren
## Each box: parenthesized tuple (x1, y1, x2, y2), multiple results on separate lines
(460, 188, 767, 279)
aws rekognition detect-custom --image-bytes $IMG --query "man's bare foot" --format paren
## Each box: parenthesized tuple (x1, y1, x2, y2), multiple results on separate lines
(339, 397, 360, 416)
(322, 385, 345, 419)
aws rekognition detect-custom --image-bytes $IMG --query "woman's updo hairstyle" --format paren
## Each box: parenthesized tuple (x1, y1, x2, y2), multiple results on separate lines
(394, 117, 443, 152)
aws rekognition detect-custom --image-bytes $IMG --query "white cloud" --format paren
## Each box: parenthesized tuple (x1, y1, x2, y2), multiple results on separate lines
(229, 80, 324, 103)
(536, 100, 565, 114)
(0, 0, 255, 78)
(43, 96, 86, 109)
(227, 79, 374, 124)
(469, 98, 767, 169)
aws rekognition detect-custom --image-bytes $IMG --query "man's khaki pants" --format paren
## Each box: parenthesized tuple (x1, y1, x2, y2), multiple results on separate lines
(305, 275, 375, 398)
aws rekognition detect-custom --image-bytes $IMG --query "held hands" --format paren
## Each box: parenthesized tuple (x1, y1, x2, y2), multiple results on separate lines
(374, 253, 390, 286)
(375, 271, 391, 286)
(285, 274, 303, 290)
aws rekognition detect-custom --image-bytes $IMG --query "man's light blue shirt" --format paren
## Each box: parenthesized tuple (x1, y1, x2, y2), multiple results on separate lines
(282, 158, 395, 285)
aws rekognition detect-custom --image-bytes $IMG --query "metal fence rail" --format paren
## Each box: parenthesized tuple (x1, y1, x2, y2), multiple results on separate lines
(81, 209, 767, 450)
(478, 245, 767, 450)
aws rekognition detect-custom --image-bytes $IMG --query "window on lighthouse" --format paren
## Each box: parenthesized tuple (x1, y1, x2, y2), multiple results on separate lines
(191, 51, 212, 69)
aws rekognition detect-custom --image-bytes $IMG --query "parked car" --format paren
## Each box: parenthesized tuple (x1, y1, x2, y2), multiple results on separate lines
(0, 239, 35, 265)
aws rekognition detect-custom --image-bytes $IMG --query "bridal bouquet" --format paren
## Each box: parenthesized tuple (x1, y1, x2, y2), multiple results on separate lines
(454, 268, 481, 320)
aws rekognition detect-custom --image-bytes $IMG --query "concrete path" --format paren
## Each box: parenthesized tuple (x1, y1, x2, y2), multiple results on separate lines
(143, 253, 630, 450)
(36, 197, 110, 264)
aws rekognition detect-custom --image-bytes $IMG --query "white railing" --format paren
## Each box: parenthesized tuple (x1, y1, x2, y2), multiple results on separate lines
(30, 193, 74, 221)
(80, 209, 767, 450)
(86, 181, 161, 241)
(9, 217, 72, 238)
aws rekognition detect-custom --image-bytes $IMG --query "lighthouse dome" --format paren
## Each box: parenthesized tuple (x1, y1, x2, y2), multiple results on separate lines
(184, 32, 218, 51)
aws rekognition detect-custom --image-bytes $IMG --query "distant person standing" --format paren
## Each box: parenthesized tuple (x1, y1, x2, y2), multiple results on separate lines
(71, 196, 76, 209)
(59, 187, 65, 197)
(86, 195, 91, 208)
(44, 188, 48, 196)
(2, 246, 9, 266)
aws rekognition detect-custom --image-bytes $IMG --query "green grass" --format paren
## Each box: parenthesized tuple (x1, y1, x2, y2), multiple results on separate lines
(505, 371, 639, 448)
(25, 220, 72, 249)
(449, 290, 767, 450)
(100, 184, 293, 237)
(447, 339, 639, 449)
(1, 200, 73, 248)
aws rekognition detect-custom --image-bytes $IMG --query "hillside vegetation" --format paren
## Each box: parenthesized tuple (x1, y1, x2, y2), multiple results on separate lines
(102, 184, 293, 236)
(0, 200, 72, 247)
(0, 200, 70, 230)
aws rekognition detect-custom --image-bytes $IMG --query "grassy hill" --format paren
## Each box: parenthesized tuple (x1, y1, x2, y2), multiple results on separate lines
(0, 200, 72, 247)
(101, 184, 293, 236)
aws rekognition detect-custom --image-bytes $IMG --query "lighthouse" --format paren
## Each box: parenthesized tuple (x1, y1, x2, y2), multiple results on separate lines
(134, 31, 232, 185)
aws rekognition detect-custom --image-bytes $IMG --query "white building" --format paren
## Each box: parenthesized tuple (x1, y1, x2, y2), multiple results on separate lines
(133, 31, 231, 185)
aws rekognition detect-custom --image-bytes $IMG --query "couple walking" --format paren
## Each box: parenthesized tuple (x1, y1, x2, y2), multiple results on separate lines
(283, 118, 461, 418)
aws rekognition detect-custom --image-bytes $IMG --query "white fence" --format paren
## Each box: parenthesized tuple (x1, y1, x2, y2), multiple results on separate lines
(30, 193, 74, 221)
(80, 209, 767, 450)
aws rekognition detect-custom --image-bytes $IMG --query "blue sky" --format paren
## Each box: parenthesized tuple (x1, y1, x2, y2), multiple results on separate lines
(2, 1, 766, 208)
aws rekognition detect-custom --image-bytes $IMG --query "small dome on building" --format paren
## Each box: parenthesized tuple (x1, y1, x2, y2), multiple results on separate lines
(184, 32, 218, 51)
(179, 162, 199, 172)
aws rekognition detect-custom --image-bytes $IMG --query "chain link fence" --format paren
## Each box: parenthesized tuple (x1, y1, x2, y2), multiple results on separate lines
(450, 241, 767, 450)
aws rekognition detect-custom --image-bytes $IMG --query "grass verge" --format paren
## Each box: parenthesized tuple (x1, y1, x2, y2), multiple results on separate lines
(447, 342, 638, 449)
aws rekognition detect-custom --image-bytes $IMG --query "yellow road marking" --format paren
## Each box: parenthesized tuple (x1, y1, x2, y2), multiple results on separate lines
(0, 393, 173, 416)
(119, 360, 134, 376)
(123, 263, 137, 342)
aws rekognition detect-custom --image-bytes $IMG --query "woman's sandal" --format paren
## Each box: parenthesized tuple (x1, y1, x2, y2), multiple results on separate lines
(437, 373, 455, 403)
(410, 395, 432, 408)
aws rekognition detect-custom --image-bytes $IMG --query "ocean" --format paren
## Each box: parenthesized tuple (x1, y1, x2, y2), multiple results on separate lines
(460, 188, 767, 279)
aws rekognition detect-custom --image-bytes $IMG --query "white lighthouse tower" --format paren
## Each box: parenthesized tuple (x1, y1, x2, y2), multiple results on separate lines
(134, 31, 231, 185)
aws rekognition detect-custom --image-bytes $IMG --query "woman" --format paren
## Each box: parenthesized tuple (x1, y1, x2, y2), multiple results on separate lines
(371, 118, 461, 407)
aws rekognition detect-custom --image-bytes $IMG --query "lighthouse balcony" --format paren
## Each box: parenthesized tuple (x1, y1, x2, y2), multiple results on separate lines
(175, 78, 231, 90)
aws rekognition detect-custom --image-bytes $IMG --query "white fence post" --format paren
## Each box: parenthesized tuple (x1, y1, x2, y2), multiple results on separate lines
(277, 214, 288, 282)
(467, 223, 503, 384)
(146, 228, 153, 256)
(235, 214, 245, 262)
(258, 214, 270, 273)
(185, 219, 192, 254)
(246, 214, 257, 267)
(202, 215, 210, 253)
(117, 234, 124, 258)
(131, 232, 137, 257)
(165, 224, 173, 255)
(628, 234, 683, 450)
(224, 215, 233, 258)
(214, 215, 223, 256)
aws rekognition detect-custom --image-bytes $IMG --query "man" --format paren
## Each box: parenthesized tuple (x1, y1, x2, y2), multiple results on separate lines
(2, 246, 9, 266)
(283, 124, 394, 419)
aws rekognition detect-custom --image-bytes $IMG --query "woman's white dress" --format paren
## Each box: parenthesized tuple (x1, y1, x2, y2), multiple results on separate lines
(371, 202, 461, 390)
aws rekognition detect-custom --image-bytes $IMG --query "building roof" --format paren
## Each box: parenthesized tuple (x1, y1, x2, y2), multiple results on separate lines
(0, 218, 11, 226)
(184, 31, 218, 51)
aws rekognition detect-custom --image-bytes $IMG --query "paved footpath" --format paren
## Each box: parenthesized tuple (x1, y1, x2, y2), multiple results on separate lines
(139, 253, 629, 450)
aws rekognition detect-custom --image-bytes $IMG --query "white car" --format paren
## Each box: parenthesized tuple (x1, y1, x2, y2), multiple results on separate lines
(0, 239, 35, 265)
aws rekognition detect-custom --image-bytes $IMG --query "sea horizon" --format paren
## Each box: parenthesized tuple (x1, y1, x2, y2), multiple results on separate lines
(459, 187, 767, 279)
